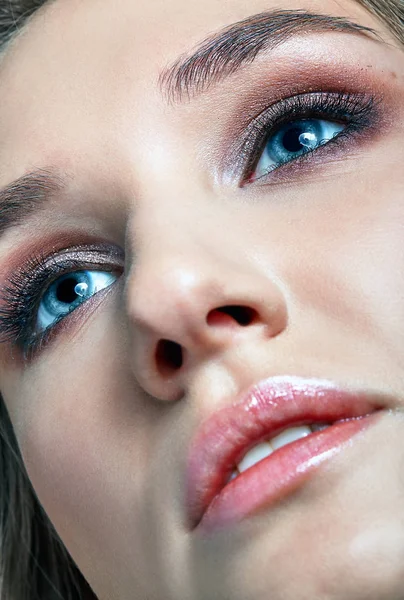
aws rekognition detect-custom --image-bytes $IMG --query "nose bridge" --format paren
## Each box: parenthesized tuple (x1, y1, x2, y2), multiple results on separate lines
(130, 174, 218, 253)
(124, 204, 289, 401)
(125, 101, 227, 250)
(125, 171, 238, 322)
(126, 229, 234, 336)
(122, 157, 289, 400)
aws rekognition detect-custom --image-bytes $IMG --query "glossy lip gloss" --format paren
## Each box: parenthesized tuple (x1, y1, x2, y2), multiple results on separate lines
(185, 376, 385, 534)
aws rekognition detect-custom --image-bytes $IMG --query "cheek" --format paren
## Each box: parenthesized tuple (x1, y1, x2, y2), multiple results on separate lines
(20, 375, 123, 545)
(19, 400, 132, 590)
(11, 328, 153, 580)
(302, 207, 404, 327)
(285, 156, 404, 347)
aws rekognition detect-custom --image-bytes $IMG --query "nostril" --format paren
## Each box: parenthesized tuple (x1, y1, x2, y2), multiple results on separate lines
(156, 339, 183, 375)
(207, 306, 257, 327)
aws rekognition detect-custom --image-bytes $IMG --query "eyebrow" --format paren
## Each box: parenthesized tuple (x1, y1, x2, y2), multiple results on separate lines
(0, 11, 380, 241)
(0, 168, 66, 238)
(159, 9, 380, 103)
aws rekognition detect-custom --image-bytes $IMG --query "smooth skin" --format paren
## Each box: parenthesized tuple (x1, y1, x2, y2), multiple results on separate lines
(0, 0, 404, 598)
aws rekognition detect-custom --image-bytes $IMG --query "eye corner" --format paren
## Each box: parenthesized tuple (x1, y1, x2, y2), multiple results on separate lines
(0, 244, 124, 358)
(233, 89, 379, 187)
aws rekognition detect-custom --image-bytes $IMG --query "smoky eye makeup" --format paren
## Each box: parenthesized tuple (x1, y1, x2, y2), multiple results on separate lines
(0, 53, 395, 360)
(234, 90, 378, 185)
(219, 85, 382, 188)
(212, 48, 394, 188)
(0, 243, 125, 360)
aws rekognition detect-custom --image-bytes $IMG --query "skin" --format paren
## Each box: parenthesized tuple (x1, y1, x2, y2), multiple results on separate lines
(0, 0, 404, 598)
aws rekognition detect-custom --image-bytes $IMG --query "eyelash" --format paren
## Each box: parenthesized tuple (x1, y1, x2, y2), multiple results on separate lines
(0, 90, 380, 357)
(0, 245, 124, 358)
(235, 90, 377, 185)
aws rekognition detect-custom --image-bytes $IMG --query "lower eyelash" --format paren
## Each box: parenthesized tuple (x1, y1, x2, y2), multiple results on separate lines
(250, 122, 358, 184)
(0, 93, 378, 351)
(0, 253, 68, 347)
(235, 90, 378, 184)
(0, 244, 124, 354)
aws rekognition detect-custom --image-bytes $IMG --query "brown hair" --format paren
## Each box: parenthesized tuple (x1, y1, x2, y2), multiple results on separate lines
(0, 1, 403, 599)
(356, 0, 403, 43)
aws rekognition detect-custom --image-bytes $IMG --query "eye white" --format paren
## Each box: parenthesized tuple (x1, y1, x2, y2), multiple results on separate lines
(254, 118, 345, 180)
(36, 270, 117, 332)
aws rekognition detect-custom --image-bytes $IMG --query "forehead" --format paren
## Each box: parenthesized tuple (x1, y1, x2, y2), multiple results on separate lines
(0, 0, 390, 179)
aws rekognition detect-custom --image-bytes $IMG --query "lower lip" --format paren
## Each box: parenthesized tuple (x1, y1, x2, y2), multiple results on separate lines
(197, 413, 380, 534)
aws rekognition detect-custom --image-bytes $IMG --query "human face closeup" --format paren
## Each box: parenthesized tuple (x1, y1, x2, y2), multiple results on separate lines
(0, 0, 404, 598)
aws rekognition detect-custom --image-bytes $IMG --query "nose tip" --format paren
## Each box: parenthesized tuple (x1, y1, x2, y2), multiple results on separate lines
(126, 261, 288, 402)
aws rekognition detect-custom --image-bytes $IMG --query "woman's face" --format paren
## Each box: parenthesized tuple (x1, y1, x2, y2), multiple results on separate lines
(0, 0, 404, 598)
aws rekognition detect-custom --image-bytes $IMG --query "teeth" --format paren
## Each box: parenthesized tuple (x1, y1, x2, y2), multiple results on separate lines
(270, 426, 312, 450)
(233, 424, 332, 480)
(237, 442, 273, 474)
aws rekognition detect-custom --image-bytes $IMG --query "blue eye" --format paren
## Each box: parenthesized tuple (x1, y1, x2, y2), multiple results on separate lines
(252, 118, 345, 181)
(37, 270, 117, 333)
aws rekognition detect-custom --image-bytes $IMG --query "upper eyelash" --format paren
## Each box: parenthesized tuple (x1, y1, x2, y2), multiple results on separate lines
(0, 91, 379, 355)
(233, 90, 377, 183)
(0, 252, 77, 346)
(0, 244, 124, 352)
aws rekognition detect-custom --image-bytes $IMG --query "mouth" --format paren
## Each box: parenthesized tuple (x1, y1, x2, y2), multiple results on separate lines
(185, 376, 385, 534)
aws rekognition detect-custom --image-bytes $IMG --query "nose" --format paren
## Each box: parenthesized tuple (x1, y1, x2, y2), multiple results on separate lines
(125, 246, 289, 401)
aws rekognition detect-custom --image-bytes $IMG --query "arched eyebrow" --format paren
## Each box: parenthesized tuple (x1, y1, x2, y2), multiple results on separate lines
(159, 9, 381, 104)
(0, 11, 383, 241)
(0, 168, 65, 238)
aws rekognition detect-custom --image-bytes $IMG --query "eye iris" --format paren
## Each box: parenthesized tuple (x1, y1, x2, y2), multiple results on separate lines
(40, 272, 94, 321)
(36, 270, 117, 335)
(55, 277, 89, 304)
(274, 120, 322, 158)
(282, 125, 315, 153)
(252, 117, 345, 182)
(49, 273, 91, 310)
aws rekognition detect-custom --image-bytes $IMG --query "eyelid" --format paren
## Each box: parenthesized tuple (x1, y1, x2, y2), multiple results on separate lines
(251, 119, 346, 183)
(222, 90, 379, 186)
(25, 281, 120, 362)
(0, 243, 125, 356)
(37, 270, 119, 332)
(34, 245, 125, 297)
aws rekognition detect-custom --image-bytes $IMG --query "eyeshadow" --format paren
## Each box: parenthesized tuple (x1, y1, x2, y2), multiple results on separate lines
(196, 35, 401, 178)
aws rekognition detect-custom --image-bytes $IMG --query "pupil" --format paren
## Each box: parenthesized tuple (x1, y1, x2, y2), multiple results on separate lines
(282, 126, 306, 153)
(56, 277, 80, 304)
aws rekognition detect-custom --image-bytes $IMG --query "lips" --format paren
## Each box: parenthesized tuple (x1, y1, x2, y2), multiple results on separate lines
(185, 376, 384, 532)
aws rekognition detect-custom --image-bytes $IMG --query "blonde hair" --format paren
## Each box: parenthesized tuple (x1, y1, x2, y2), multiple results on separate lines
(0, 1, 403, 599)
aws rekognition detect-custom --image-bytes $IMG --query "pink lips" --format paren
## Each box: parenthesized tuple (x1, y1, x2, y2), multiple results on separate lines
(185, 376, 384, 533)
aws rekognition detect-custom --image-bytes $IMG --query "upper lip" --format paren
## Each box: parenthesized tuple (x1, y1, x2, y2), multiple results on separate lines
(185, 375, 385, 529)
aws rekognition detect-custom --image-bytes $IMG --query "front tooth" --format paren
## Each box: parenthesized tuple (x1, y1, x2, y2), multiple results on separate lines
(270, 426, 312, 450)
(237, 442, 273, 473)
